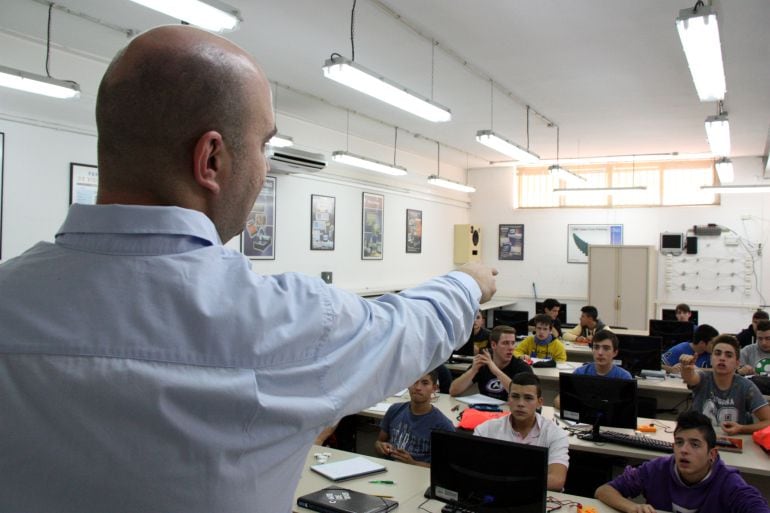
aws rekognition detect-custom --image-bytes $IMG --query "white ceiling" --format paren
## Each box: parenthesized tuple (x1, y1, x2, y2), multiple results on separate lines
(1, 0, 769, 169)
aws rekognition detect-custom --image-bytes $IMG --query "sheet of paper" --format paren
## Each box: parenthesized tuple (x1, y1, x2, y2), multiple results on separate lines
(310, 456, 386, 481)
(454, 393, 506, 406)
(365, 402, 393, 413)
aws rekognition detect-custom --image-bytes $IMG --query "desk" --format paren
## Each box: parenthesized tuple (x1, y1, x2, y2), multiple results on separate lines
(295, 445, 631, 512)
(563, 341, 594, 362)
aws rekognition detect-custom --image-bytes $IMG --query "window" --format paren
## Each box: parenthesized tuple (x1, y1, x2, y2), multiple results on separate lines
(516, 159, 716, 208)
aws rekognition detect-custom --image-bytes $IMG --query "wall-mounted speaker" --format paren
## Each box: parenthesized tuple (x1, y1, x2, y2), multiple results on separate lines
(454, 224, 481, 264)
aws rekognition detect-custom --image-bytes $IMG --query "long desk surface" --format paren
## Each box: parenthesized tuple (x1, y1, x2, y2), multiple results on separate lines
(360, 391, 770, 479)
(294, 445, 635, 513)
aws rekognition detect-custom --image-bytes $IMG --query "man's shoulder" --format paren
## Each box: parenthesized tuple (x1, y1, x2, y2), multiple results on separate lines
(573, 363, 593, 375)
(503, 358, 533, 375)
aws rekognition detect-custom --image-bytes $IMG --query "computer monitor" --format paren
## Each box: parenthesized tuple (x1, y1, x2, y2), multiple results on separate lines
(616, 334, 663, 376)
(559, 373, 638, 439)
(430, 430, 547, 513)
(492, 310, 530, 338)
(649, 319, 694, 351)
(535, 302, 567, 324)
(661, 308, 699, 324)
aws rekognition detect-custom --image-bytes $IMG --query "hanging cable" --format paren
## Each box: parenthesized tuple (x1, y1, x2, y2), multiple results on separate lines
(393, 126, 398, 166)
(490, 79, 494, 130)
(350, 0, 357, 61)
(526, 106, 531, 150)
(436, 141, 441, 177)
(430, 39, 435, 100)
(45, 2, 54, 77)
(346, 110, 350, 151)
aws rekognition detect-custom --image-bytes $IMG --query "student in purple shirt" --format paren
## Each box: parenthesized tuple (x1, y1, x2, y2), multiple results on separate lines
(595, 411, 769, 513)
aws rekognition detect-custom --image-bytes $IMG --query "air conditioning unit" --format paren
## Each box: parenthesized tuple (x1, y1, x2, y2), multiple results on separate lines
(269, 147, 326, 174)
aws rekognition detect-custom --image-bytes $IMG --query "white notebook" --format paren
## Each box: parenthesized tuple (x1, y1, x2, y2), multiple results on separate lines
(454, 393, 506, 406)
(310, 456, 387, 482)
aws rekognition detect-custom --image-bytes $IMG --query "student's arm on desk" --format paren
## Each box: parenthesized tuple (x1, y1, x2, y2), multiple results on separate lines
(374, 430, 395, 457)
(548, 463, 568, 493)
(449, 357, 482, 396)
(595, 484, 657, 513)
(561, 325, 581, 342)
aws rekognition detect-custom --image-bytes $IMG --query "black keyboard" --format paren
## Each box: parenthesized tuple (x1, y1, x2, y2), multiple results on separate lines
(441, 504, 476, 513)
(578, 430, 673, 453)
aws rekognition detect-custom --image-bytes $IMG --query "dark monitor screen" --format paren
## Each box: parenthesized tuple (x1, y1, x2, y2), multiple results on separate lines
(535, 302, 567, 324)
(616, 334, 663, 376)
(493, 310, 530, 338)
(649, 319, 694, 351)
(431, 430, 547, 513)
(559, 373, 638, 430)
(661, 308, 699, 324)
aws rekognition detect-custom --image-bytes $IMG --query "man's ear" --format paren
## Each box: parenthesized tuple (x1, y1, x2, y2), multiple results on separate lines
(192, 131, 226, 194)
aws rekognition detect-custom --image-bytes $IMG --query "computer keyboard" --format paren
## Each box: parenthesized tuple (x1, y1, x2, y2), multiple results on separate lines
(441, 504, 476, 513)
(578, 430, 673, 453)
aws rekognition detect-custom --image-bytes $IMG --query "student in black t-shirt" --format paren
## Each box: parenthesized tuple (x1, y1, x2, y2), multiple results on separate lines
(449, 325, 533, 401)
(456, 310, 490, 356)
(736, 310, 769, 348)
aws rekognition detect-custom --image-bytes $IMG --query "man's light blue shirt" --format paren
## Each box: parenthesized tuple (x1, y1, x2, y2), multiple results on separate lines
(0, 204, 480, 513)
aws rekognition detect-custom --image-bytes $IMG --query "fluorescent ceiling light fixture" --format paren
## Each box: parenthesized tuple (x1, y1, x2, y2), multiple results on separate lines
(553, 186, 647, 196)
(322, 56, 451, 122)
(715, 157, 734, 183)
(268, 133, 294, 148)
(476, 130, 539, 163)
(0, 64, 79, 99)
(427, 175, 476, 193)
(515, 152, 715, 167)
(704, 113, 730, 157)
(332, 151, 407, 176)
(549, 164, 586, 184)
(127, 0, 241, 32)
(676, 5, 726, 101)
(701, 184, 770, 194)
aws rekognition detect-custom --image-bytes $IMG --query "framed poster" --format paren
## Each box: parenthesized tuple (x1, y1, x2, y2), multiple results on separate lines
(310, 194, 335, 250)
(405, 209, 422, 254)
(498, 224, 524, 260)
(69, 163, 99, 205)
(567, 224, 624, 263)
(0, 132, 3, 260)
(362, 192, 384, 260)
(241, 176, 276, 259)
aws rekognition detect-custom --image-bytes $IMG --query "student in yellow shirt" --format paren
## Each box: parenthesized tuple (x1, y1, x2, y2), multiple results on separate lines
(514, 314, 567, 363)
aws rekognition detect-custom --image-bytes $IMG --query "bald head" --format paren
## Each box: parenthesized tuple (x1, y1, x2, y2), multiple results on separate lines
(96, 25, 273, 217)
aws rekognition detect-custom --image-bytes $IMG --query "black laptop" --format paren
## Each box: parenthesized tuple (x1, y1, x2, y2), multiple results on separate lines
(297, 487, 398, 513)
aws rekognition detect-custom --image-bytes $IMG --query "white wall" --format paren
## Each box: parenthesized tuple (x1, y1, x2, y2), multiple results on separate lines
(468, 158, 770, 333)
(0, 117, 470, 290)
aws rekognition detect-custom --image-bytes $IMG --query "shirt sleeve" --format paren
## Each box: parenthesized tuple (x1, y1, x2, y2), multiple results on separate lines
(745, 378, 769, 413)
(513, 338, 531, 358)
(551, 340, 567, 362)
(562, 325, 581, 342)
(724, 473, 770, 513)
(606, 463, 647, 499)
(661, 345, 680, 366)
(545, 423, 570, 467)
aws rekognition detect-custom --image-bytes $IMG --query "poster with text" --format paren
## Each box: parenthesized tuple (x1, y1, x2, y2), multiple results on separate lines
(406, 209, 422, 254)
(498, 224, 524, 260)
(241, 176, 276, 259)
(362, 192, 384, 260)
(310, 194, 335, 250)
(567, 224, 623, 263)
(69, 163, 99, 205)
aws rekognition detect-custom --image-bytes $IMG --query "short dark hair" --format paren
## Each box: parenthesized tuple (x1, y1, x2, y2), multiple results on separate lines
(753, 310, 770, 321)
(710, 334, 740, 356)
(756, 320, 770, 333)
(490, 325, 516, 343)
(675, 303, 691, 314)
(424, 369, 440, 385)
(581, 305, 598, 320)
(675, 410, 716, 449)
(543, 298, 561, 311)
(532, 314, 553, 328)
(509, 372, 542, 397)
(693, 324, 718, 345)
(593, 330, 619, 351)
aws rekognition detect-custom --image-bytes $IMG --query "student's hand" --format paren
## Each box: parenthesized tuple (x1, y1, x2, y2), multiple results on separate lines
(738, 364, 755, 376)
(721, 421, 743, 436)
(475, 349, 493, 369)
(375, 441, 394, 456)
(389, 447, 416, 465)
(679, 354, 696, 369)
(665, 363, 682, 374)
(458, 263, 498, 303)
(576, 336, 589, 345)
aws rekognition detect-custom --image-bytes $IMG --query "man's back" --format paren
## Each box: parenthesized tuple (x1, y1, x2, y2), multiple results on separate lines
(0, 205, 478, 513)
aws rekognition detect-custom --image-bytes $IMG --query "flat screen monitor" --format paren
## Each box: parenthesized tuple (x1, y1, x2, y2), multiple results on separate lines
(661, 308, 699, 324)
(649, 319, 694, 351)
(492, 310, 530, 338)
(430, 430, 547, 513)
(660, 233, 683, 255)
(616, 334, 663, 376)
(535, 302, 567, 324)
(559, 373, 638, 435)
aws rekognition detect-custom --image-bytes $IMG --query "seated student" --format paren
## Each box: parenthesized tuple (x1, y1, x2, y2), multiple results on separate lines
(435, 363, 453, 394)
(514, 314, 567, 363)
(374, 370, 454, 467)
(681, 334, 770, 435)
(562, 305, 609, 345)
(595, 410, 770, 513)
(474, 373, 569, 492)
(739, 319, 770, 376)
(456, 310, 490, 356)
(530, 298, 563, 338)
(737, 309, 769, 348)
(675, 303, 694, 323)
(449, 325, 533, 401)
(553, 330, 630, 410)
(661, 324, 719, 374)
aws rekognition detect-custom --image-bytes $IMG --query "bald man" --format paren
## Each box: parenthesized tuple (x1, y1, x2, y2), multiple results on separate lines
(0, 26, 497, 513)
